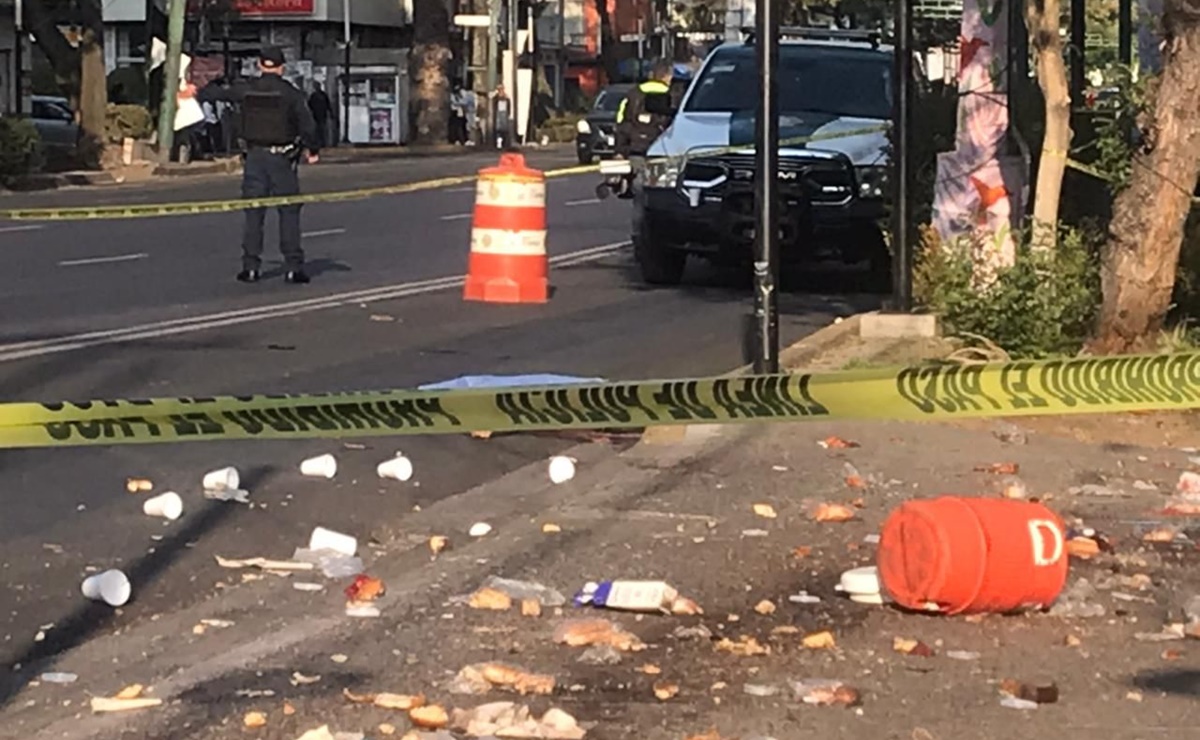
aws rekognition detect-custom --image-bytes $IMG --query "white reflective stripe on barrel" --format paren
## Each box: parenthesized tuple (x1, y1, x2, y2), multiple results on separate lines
(475, 178, 547, 209)
(470, 228, 548, 256)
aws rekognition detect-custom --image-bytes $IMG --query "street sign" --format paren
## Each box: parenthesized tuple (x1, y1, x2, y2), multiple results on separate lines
(454, 14, 492, 27)
(619, 33, 646, 42)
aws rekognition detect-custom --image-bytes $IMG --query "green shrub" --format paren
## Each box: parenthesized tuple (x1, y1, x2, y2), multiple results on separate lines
(0, 117, 43, 180)
(914, 225, 1102, 358)
(105, 104, 154, 144)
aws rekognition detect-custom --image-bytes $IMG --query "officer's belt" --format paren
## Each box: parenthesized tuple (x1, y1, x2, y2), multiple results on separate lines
(249, 143, 298, 155)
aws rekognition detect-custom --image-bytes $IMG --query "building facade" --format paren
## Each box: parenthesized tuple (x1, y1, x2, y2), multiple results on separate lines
(0, 0, 25, 115)
(102, 0, 415, 143)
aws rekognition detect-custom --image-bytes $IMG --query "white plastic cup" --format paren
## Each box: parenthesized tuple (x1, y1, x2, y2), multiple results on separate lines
(81, 569, 132, 607)
(548, 456, 577, 485)
(142, 491, 184, 521)
(300, 454, 338, 479)
(376, 454, 414, 482)
(309, 526, 357, 556)
(202, 466, 240, 491)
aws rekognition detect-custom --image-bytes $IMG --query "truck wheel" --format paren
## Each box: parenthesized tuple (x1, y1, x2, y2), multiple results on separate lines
(634, 219, 686, 286)
(578, 149, 595, 165)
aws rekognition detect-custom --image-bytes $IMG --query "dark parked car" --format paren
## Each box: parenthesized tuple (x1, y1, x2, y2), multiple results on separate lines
(30, 96, 80, 150)
(575, 84, 633, 164)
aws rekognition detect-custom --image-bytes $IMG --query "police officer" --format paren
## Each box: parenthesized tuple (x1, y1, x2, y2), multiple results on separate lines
(615, 59, 674, 159)
(200, 46, 320, 285)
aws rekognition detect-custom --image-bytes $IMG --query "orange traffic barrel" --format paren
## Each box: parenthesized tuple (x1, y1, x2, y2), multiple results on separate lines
(464, 152, 548, 304)
(877, 497, 1069, 615)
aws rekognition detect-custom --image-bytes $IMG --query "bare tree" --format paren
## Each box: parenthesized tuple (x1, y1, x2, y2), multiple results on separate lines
(22, 0, 108, 154)
(410, 0, 452, 144)
(1091, 0, 1200, 352)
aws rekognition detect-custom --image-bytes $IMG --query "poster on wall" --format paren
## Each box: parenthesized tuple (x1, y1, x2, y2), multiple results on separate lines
(370, 108, 394, 143)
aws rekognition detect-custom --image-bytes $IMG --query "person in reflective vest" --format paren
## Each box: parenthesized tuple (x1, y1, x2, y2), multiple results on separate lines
(615, 59, 674, 158)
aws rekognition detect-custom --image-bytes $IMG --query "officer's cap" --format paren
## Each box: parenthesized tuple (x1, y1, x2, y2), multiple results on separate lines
(260, 46, 286, 69)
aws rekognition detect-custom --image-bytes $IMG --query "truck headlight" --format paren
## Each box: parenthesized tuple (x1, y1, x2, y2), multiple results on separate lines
(856, 166, 889, 199)
(644, 159, 680, 189)
(576, 120, 591, 134)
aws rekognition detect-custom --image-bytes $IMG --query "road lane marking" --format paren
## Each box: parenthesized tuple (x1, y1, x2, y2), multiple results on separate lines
(439, 213, 473, 221)
(302, 228, 348, 238)
(0, 225, 45, 234)
(565, 199, 603, 207)
(0, 242, 630, 363)
(58, 253, 149, 267)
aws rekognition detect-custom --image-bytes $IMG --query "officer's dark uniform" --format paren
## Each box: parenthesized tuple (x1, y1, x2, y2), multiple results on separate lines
(614, 78, 672, 158)
(200, 46, 319, 284)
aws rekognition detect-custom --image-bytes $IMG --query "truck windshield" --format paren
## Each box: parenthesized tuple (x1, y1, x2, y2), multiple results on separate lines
(684, 45, 892, 120)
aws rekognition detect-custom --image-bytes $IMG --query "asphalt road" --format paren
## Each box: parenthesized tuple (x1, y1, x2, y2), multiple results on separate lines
(0, 152, 880, 716)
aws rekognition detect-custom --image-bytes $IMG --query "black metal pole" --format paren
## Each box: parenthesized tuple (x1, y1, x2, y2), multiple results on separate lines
(1069, 0, 1086, 107)
(1118, 0, 1133, 66)
(892, 0, 912, 312)
(752, 0, 780, 373)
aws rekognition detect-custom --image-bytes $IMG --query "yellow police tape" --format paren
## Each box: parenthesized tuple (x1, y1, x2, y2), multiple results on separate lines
(0, 351, 1196, 449)
(0, 125, 888, 222)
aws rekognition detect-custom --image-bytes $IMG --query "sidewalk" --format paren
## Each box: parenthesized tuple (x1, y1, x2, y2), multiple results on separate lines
(6, 333, 1200, 739)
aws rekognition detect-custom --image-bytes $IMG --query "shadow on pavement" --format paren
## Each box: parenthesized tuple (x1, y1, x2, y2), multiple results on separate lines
(1133, 669, 1200, 697)
(0, 464, 278, 710)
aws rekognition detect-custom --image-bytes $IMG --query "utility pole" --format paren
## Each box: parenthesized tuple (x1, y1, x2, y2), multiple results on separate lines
(156, 0, 186, 162)
(751, 0, 780, 373)
(343, 0, 352, 144)
(487, 0, 499, 141)
(1118, 0, 1133, 66)
(892, 0, 913, 312)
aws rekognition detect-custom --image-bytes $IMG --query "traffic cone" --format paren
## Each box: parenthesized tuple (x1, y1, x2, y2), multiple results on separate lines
(464, 152, 549, 304)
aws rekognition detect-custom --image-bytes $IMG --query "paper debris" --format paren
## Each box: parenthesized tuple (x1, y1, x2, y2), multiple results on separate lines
(714, 636, 770, 656)
(653, 681, 680, 701)
(753, 504, 778, 519)
(295, 727, 337, 740)
(639, 664, 662, 675)
(521, 600, 542, 617)
(126, 478, 153, 493)
(90, 697, 163, 713)
(344, 575, 386, 603)
(244, 711, 268, 728)
(754, 600, 776, 615)
(893, 637, 934, 657)
(215, 555, 313, 571)
(291, 672, 322, 686)
(429, 536, 450, 556)
(470, 587, 513, 611)
(819, 436, 859, 449)
(343, 688, 426, 709)
(812, 503, 856, 523)
(553, 619, 645, 651)
(542, 523, 562, 534)
(791, 679, 860, 706)
(976, 462, 1020, 475)
(802, 630, 837, 650)
(469, 522, 493, 538)
(115, 684, 145, 700)
(409, 705, 450, 729)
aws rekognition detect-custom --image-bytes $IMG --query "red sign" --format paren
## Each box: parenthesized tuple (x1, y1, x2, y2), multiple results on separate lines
(188, 0, 314, 16)
(234, 0, 314, 14)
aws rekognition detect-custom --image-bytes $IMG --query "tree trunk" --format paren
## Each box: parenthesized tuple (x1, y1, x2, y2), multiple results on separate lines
(1026, 0, 1072, 250)
(78, 30, 108, 145)
(593, 0, 620, 83)
(409, 0, 452, 145)
(1091, 0, 1200, 353)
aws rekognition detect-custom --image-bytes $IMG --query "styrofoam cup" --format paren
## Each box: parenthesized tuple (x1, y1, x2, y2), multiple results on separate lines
(142, 492, 183, 521)
(300, 454, 338, 479)
(81, 569, 131, 607)
(377, 454, 414, 482)
(309, 526, 357, 556)
(548, 456, 577, 485)
(203, 466, 240, 491)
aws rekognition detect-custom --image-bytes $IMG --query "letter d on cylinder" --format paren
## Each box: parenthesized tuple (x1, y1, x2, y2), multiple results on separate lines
(1027, 518, 1065, 567)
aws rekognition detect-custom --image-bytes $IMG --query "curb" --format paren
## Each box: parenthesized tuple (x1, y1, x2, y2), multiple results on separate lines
(153, 158, 241, 178)
(0, 170, 115, 193)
